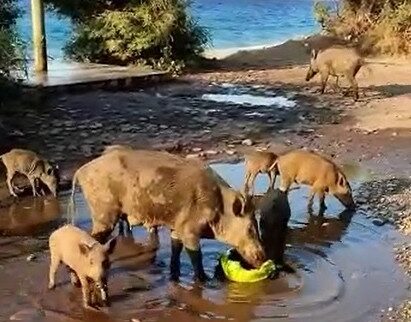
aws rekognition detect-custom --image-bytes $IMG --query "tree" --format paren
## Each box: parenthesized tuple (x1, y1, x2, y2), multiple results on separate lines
(46, 0, 210, 72)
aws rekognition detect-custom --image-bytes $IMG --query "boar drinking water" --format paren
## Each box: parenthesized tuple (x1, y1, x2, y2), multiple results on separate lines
(244, 151, 278, 195)
(0, 149, 59, 197)
(305, 47, 365, 100)
(270, 149, 355, 212)
(258, 188, 292, 271)
(70, 149, 266, 281)
(48, 224, 116, 309)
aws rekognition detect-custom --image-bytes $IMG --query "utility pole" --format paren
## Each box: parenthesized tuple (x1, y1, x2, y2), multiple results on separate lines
(31, 0, 48, 73)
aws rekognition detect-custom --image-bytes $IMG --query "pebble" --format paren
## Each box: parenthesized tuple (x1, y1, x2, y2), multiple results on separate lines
(372, 218, 387, 227)
(205, 150, 218, 156)
(26, 254, 36, 262)
(241, 139, 254, 146)
(225, 150, 236, 156)
(192, 147, 203, 153)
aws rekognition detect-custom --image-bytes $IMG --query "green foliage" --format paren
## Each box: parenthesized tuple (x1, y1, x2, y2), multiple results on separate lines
(47, 0, 210, 72)
(0, 0, 25, 100)
(313, 0, 411, 55)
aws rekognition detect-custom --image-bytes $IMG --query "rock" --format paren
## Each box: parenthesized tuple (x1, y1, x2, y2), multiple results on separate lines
(225, 150, 236, 156)
(205, 150, 218, 156)
(372, 218, 387, 227)
(192, 147, 203, 153)
(186, 153, 202, 159)
(242, 139, 254, 146)
(26, 254, 36, 262)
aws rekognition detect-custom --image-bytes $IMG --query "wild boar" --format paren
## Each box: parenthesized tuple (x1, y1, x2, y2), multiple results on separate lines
(48, 224, 117, 309)
(0, 149, 59, 197)
(257, 188, 293, 274)
(244, 151, 278, 195)
(70, 149, 265, 281)
(305, 47, 364, 100)
(270, 149, 355, 212)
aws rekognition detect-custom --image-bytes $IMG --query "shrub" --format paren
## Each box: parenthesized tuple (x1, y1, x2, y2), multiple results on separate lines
(0, 0, 25, 103)
(47, 0, 210, 72)
(313, 0, 411, 55)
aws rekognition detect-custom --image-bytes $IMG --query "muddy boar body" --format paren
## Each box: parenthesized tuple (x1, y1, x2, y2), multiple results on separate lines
(71, 149, 265, 281)
(48, 224, 116, 309)
(0, 149, 59, 197)
(258, 188, 291, 269)
(244, 151, 278, 195)
(271, 149, 355, 212)
(305, 47, 364, 100)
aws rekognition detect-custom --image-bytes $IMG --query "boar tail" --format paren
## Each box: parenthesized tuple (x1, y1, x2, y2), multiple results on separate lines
(68, 171, 79, 224)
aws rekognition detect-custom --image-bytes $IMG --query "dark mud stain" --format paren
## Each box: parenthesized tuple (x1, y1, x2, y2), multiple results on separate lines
(0, 162, 408, 322)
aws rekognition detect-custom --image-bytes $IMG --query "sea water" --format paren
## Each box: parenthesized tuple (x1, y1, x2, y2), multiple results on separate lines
(17, 0, 320, 60)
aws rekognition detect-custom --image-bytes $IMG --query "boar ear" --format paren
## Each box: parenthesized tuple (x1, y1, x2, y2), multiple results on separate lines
(337, 172, 346, 187)
(79, 243, 92, 255)
(103, 237, 117, 255)
(311, 49, 318, 59)
(232, 197, 244, 217)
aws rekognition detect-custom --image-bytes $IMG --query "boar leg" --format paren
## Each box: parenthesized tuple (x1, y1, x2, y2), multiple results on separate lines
(79, 276, 93, 309)
(346, 74, 359, 100)
(28, 176, 39, 197)
(319, 71, 329, 94)
(267, 171, 276, 189)
(5, 171, 18, 197)
(182, 233, 207, 281)
(48, 253, 61, 290)
(68, 268, 81, 287)
(245, 172, 257, 196)
(170, 237, 183, 281)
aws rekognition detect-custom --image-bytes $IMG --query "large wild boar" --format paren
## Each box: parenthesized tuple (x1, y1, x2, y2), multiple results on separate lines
(270, 149, 355, 212)
(70, 149, 265, 281)
(244, 151, 278, 195)
(0, 149, 59, 197)
(48, 224, 117, 309)
(305, 47, 364, 100)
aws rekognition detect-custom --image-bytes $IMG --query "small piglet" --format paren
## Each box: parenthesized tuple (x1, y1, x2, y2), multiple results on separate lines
(0, 148, 59, 197)
(48, 224, 117, 309)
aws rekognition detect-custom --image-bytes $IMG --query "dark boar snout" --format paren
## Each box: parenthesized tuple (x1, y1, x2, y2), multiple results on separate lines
(305, 67, 317, 81)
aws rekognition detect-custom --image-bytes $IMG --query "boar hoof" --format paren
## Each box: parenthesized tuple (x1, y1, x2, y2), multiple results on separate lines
(194, 273, 209, 283)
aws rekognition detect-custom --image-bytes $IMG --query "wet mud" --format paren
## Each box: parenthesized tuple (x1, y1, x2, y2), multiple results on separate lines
(0, 162, 408, 322)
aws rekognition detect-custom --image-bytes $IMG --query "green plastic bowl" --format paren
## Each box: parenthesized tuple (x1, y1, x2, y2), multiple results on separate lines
(219, 249, 276, 283)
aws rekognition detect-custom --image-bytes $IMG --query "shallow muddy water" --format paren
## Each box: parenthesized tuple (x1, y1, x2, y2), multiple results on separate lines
(0, 162, 408, 322)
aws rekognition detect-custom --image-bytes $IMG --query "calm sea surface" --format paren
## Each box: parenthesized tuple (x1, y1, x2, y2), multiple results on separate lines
(17, 0, 320, 60)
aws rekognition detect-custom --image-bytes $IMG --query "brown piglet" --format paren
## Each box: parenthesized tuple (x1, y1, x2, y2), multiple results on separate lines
(270, 149, 355, 212)
(48, 224, 117, 309)
(0, 149, 59, 197)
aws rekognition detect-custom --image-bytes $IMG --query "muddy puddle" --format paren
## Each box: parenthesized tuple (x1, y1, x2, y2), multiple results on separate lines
(0, 162, 409, 322)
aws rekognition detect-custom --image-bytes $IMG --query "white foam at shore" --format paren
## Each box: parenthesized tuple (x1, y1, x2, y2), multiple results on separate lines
(201, 93, 296, 108)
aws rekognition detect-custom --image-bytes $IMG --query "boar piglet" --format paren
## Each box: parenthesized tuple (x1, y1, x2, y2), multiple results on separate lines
(0, 148, 59, 197)
(270, 149, 355, 213)
(244, 151, 278, 195)
(48, 224, 117, 309)
(257, 188, 294, 276)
